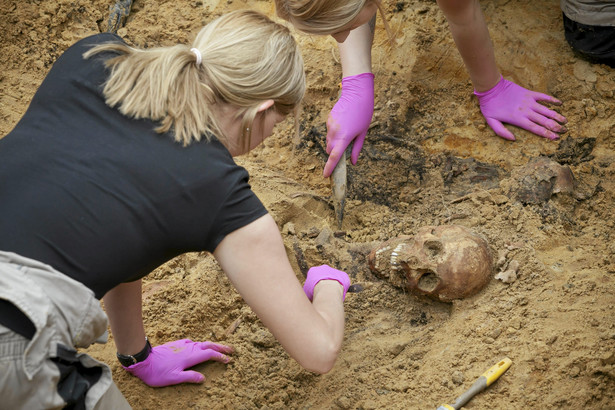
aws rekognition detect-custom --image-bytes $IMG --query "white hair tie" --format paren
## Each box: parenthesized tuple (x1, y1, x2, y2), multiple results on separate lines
(190, 48, 202, 66)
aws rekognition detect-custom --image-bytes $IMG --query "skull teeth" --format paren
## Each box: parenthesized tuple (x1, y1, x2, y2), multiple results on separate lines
(389, 243, 409, 270)
(372, 245, 392, 271)
(390, 253, 400, 270)
(393, 243, 406, 253)
(375, 245, 391, 255)
(372, 240, 410, 273)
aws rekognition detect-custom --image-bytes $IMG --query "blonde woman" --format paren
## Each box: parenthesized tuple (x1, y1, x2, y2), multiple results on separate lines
(0, 10, 350, 409)
(276, 0, 569, 177)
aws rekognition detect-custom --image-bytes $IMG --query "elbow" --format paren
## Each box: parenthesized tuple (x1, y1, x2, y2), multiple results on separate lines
(296, 339, 342, 374)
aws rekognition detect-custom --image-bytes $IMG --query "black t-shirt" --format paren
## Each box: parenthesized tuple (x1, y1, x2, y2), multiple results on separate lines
(0, 33, 268, 299)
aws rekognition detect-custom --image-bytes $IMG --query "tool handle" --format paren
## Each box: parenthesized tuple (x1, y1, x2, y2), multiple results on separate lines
(446, 357, 512, 410)
(451, 378, 487, 409)
(482, 357, 512, 386)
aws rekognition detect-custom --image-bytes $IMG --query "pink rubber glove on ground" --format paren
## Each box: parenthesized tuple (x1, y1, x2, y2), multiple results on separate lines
(474, 76, 567, 141)
(323, 72, 375, 178)
(303, 265, 351, 302)
(123, 339, 233, 387)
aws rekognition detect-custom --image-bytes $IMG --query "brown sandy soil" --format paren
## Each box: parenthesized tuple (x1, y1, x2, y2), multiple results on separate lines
(2, 0, 614, 408)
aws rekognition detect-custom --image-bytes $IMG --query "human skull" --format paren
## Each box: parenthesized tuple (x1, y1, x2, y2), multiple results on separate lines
(368, 225, 493, 302)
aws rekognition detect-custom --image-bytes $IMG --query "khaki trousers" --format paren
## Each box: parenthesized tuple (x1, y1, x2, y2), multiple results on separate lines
(0, 251, 131, 409)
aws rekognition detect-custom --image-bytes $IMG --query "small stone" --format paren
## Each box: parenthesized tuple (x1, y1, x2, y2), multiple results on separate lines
(533, 356, 546, 371)
(315, 227, 332, 246)
(486, 327, 502, 339)
(601, 352, 615, 366)
(452, 371, 464, 385)
(573, 61, 597, 83)
(362, 399, 378, 410)
(496, 249, 509, 269)
(495, 269, 517, 284)
(283, 222, 296, 235)
(389, 343, 407, 356)
(335, 396, 351, 409)
(306, 227, 320, 238)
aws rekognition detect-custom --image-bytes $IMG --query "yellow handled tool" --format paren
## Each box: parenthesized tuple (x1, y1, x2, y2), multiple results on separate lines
(437, 358, 512, 410)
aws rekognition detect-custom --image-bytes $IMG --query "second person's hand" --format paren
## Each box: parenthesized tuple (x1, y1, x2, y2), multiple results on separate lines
(323, 72, 375, 178)
(474, 76, 568, 141)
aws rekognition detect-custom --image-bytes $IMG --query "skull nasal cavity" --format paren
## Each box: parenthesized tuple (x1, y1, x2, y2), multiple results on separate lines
(417, 271, 439, 292)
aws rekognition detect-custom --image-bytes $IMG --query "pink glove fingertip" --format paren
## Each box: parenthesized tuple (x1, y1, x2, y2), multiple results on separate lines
(485, 118, 515, 141)
(323, 149, 344, 177)
(350, 132, 366, 165)
(176, 370, 205, 384)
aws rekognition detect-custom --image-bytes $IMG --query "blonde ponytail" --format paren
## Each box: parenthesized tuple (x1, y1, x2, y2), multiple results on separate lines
(84, 10, 305, 147)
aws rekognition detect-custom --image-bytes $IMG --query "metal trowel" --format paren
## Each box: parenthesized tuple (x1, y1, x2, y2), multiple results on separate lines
(330, 149, 347, 230)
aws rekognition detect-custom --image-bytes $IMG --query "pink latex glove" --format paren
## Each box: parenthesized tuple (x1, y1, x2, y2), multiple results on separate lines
(303, 265, 351, 302)
(123, 339, 233, 387)
(323, 72, 375, 178)
(474, 76, 567, 141)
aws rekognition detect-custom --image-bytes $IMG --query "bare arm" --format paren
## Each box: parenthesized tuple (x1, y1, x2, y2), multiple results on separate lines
(337, 16, 376, 77)
(437, 0, 501, 92)
(214, 214, 345, 374)
(322, 16, 378, 177)
(103, 279, 147, 355)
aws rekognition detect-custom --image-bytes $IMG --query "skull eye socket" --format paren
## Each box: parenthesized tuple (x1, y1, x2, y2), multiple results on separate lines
(417, 270, 439, 292)
(424, 239, 442, 257)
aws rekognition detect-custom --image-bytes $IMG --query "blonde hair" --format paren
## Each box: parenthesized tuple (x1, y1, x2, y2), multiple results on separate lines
(83, 10, 305, 149)
(275, 0, 389, 37)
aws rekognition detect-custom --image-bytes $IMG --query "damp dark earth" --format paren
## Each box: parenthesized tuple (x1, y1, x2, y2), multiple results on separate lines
(1, 0, 614, 408)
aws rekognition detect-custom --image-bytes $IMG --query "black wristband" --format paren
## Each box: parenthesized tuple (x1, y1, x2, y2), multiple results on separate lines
(116, 337, 152, 367)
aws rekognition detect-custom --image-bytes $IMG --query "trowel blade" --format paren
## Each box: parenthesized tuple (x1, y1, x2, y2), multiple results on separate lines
(330, 150, 347, 230)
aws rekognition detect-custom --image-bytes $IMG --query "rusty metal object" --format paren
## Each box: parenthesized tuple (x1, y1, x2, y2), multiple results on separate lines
(368, 225, 493, 302)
